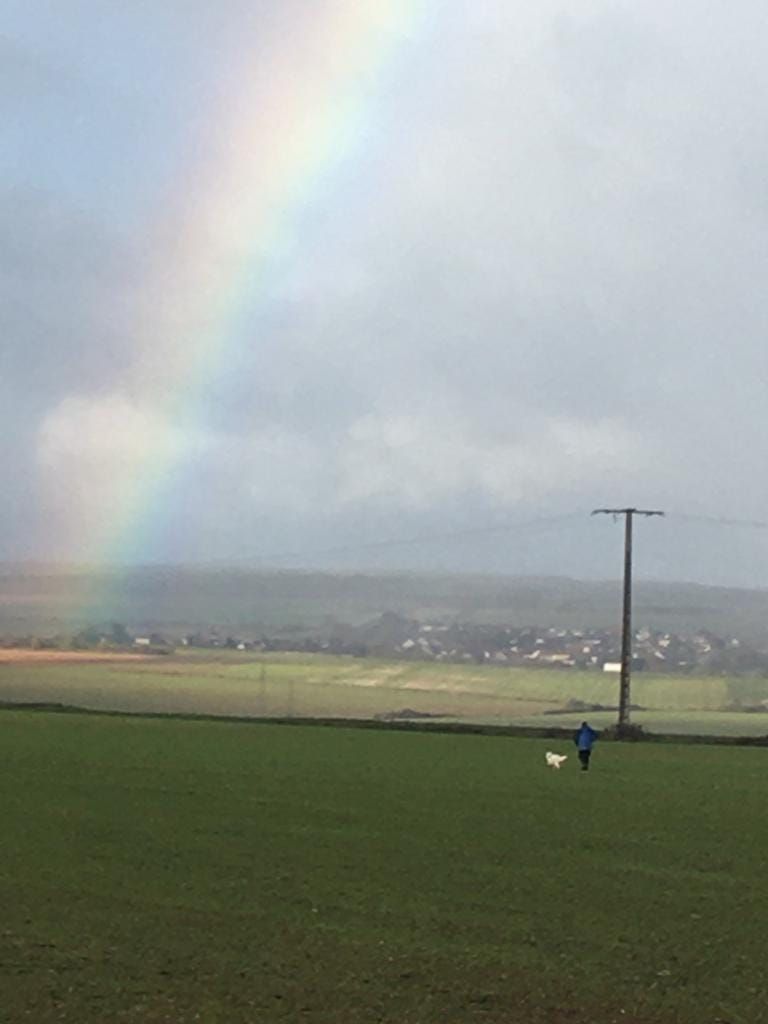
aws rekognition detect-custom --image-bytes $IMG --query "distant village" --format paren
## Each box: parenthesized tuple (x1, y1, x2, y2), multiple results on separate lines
(16, 613, 768, 675)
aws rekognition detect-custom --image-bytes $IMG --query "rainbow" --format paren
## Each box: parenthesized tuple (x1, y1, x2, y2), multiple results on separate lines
(61, 2, 428, 618)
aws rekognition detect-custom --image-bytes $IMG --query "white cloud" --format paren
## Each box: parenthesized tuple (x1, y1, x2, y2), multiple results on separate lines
(37, 392, 201, 469)
(36, 393, 209, 555)
(335, 411, 639, 507)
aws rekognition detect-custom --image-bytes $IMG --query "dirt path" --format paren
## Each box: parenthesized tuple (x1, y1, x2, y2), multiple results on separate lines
(0, 649, 149, 664)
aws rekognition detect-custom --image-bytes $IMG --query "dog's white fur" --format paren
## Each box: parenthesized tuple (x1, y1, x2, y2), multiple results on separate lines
(545, 751, 568, 769)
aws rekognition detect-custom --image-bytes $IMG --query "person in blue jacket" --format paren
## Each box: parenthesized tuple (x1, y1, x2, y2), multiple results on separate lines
(573, 721, 598, 771)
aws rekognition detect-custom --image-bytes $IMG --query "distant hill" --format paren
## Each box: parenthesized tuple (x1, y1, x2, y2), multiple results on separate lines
(1, 564, 768, 644)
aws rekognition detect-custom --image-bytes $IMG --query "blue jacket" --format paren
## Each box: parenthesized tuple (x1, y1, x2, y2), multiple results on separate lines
(574, 724, 598, 751)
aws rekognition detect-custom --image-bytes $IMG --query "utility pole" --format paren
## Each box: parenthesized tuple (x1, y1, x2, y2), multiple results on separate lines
(591, 508, 664, 734)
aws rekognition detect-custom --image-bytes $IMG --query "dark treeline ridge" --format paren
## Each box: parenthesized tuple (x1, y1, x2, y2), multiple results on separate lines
(2, 565, 768, 644)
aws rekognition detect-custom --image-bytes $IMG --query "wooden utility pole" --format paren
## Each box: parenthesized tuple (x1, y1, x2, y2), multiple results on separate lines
(591, 508, 664, 734)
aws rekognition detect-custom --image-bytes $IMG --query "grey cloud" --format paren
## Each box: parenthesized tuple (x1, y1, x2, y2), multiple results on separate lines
(4, 2, 768, 582)
(0, 188, 143, 400)
(0, 34, 84, 110)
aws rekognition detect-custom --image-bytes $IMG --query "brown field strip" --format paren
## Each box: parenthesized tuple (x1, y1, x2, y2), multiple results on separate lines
(0, 649, 150, 665)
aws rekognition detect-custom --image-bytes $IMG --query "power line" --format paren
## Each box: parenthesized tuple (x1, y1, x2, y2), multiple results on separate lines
(666, 512, 768, 530)
(248, 511, 588, 565)
(220, 505, 768, 573)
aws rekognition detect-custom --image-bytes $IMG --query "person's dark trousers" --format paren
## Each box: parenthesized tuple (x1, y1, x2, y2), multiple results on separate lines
(578, 749, 591, 771)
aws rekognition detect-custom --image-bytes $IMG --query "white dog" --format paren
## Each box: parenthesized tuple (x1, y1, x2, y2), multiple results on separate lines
(545, 751, 568, 769)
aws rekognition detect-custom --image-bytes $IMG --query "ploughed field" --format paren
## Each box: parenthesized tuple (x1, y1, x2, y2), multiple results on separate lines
(0, 709, 766, 1023)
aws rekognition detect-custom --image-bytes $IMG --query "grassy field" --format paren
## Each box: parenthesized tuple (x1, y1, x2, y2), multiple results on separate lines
(2, 650, 768, 736)
(1, 709, 767, 1023)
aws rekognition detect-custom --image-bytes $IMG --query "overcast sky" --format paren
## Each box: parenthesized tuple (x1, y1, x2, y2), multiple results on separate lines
(3, 0, 768, 585)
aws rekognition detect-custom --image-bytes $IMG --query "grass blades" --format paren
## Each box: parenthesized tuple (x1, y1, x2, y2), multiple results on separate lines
(1, 710, 766, 1022)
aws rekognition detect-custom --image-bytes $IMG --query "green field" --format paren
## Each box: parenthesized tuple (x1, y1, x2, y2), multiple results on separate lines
(1, 709, 767, 1023)
(3, 651, 768, 736)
